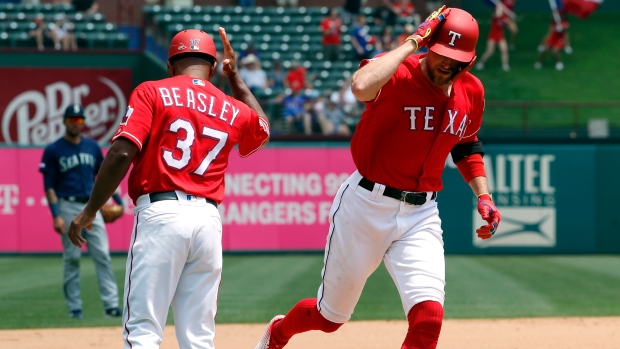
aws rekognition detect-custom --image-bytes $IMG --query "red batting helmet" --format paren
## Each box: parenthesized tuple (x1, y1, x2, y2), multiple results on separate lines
(427, 8, 479, 63)
(168, 29, 217, 63)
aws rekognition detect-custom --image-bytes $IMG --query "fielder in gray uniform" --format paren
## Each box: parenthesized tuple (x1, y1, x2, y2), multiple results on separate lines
(39, 104, 124, 319)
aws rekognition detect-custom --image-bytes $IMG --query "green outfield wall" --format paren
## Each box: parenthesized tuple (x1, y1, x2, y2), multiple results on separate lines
(440, 144, 620, 254)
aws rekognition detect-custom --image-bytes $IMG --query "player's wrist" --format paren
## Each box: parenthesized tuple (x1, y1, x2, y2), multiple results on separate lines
(477, 193, 493, 201)
(404, 35, 420, 52)
(48, 202, 60, 218)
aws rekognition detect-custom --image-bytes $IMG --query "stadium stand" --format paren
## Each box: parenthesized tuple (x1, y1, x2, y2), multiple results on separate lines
(143, 5, 412, 97)
(0, 2, 128, 50)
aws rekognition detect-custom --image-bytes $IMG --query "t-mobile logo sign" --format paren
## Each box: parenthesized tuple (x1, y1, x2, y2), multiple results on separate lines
(0, 184, 19, 214)
(448, 31, 462, 47)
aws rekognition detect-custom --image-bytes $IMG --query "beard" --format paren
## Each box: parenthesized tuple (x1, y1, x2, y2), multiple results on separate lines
(66, 128, 81, 138)
(426, 64, 460, 86)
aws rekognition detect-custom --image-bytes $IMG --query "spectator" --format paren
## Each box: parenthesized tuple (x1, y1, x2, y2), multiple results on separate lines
(535, 15, 570, 71)
(393, 0, 414, 17)
(72, 0, 99, 14)
(476, 4, 512, 72)
(281, 90, 306, 134)
(350, 15, 374, 61)
(28, 16, 47, 51)
(330, 77, 361, 119)
(319, 99, 351, 136)
(276, 0, 298, 7)
(374, 25, 396, 55)
(299, 99, 323, 135)
(239, 54, 268, 93)
(267, 59, 287, 92)
(49, 13, 77, 51)
(393, 0, 421, 26)
(373, 0, 398, 27)
(320, 7, 343, 61)
(285, 60, 307, 94)
(342, 0, 363, 26)
(239, 43, 262, 62)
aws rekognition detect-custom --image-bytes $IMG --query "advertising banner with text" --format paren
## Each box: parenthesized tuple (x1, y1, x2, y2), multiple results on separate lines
(0, 67, 132, 145)
(0, 145, 612, 253)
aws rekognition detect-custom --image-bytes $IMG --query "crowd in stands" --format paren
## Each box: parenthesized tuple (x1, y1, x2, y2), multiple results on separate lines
(221, 1, 425, 136)
(1, 0, 127, 50)
(3, 0, 580, 137)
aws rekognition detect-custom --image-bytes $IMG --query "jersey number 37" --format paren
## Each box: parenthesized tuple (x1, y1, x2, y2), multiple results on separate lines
(162, 118, 228, 176)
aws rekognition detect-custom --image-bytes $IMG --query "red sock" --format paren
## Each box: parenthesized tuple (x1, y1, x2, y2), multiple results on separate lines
(401, 301, 444, 349)
(272, 298, 342, 345)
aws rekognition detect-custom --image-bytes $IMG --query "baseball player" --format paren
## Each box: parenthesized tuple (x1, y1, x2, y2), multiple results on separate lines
(39, 104, 123, 319)
(255, 7, 501, 349)
(475, 0, 517, 72)
(535, 14, 570, 71)
(67, 28, 270, 349)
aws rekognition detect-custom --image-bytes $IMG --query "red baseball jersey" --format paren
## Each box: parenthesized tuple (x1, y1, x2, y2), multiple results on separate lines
(112, 75, 270, 204)
(351, 54, 485, 192)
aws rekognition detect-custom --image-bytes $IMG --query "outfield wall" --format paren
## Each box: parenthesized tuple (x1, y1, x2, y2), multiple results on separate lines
(1, 144, 619, 254)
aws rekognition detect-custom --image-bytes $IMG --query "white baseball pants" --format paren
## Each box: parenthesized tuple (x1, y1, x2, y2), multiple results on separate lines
(123, 191, 222, 349)
(317, 171, 445, 324)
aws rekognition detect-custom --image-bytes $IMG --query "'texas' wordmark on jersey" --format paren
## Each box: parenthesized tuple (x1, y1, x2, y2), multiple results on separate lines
(404, 106, 472, 138)
(58, 153, 96, 173)
(158, 87, 241, 127)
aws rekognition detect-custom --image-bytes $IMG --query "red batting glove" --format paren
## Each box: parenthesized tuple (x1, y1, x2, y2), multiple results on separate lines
(476, 194, 501, 240)
(405, 5, 450, 52)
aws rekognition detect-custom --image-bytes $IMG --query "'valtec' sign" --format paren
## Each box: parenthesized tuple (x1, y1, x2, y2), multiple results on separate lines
(0, 67, 132, 145)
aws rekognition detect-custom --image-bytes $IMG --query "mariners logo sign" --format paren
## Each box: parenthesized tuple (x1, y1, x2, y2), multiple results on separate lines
(473, 154, 557, 248)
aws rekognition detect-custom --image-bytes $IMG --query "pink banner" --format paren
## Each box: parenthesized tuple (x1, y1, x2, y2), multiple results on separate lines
(0, 147, 355, 253)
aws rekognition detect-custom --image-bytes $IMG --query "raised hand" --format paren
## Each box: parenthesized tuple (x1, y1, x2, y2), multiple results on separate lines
(406, 5, 450, 52)
(218, 27, 238, 78)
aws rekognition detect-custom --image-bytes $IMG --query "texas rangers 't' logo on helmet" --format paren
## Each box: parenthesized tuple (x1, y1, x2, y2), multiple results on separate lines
(190, 38, 200, 50)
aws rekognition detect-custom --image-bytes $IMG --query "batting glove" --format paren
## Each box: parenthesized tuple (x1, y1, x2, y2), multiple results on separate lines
(476, 194, 501, 240)
(405, 5, 450, 52)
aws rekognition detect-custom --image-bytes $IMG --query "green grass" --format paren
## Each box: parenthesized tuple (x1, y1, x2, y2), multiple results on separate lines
(1, 255, 620, 329)
(470, 13, 620, 131)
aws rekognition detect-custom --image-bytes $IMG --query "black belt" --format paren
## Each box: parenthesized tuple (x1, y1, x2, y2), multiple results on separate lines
(61, 196, 89, 203)
(358, 177, 436, 206)
(149, 191, 218, 208)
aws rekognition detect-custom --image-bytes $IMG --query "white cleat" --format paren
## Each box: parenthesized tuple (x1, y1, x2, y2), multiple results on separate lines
(255, 315, 286, 349)
(502, 64, 511, 72)
(534, 62, 542, 70)
(555, 62, 564, 71)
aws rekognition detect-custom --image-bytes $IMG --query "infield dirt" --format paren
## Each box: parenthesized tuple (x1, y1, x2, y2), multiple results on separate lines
(1, 317, 619, 349)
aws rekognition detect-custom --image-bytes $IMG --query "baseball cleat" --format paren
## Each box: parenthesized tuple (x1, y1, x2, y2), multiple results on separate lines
(104, 307, 122, 318)
(69, 309, 83, 319)
(255, 315, 285, 349)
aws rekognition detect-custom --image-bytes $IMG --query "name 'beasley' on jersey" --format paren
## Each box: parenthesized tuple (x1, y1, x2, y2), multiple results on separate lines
(113, 73, 269, 204)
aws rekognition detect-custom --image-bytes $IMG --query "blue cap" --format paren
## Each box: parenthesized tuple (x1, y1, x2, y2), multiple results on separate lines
(64, 104, 85, 118)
